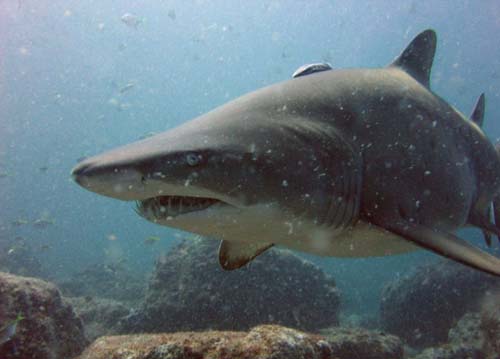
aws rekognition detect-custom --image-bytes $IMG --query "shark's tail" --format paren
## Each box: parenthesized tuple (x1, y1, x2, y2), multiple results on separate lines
(492, 143, 500, 245)
(475, 142, 500, 246)
(468, 95, 500, 246)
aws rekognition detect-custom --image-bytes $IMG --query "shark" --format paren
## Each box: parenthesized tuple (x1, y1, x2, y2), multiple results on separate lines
(72, 29, 500, 276)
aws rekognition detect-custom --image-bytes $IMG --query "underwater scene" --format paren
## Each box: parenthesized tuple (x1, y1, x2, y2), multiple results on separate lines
(1, 1, 500, 358)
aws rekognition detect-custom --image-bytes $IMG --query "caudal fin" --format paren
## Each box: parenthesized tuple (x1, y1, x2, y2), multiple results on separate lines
(492, 143, 500, 243)
(467, 94, 500, 246)
(493, 198, 500, 243)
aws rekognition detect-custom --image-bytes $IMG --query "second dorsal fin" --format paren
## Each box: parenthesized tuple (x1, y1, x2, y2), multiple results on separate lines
(470, 93, 485, 127)
(389, 29, 437, 89)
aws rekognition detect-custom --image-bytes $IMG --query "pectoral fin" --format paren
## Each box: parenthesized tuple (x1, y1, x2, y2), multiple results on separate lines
(218, 241, 273, 270)
(378, 221, 500, 276)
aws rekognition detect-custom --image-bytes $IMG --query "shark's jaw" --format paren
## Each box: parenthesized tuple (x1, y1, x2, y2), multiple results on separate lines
(135, 195, 227, 221)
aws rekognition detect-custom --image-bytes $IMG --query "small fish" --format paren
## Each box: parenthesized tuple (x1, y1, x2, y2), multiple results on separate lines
(168, 9, 176, 20)
(38, 166, 49, 173)
(118, 103, 131, 111)
(103, 264, 117, 274)
(11, 219, 28, 227)
(0, 313, 24, 346)
(108, 98, 131, 111)
(119, 82, 135, 94)
(121, 13, 144, 29)
(107, 234, 118, 241)
(32, 218, 55, 229)
(40, 244, 51, 251)
(54, 93, 63, 101)
(144, 236, 161, 245)
(0, 172, 10, 178)
(76, 156, 88, 163)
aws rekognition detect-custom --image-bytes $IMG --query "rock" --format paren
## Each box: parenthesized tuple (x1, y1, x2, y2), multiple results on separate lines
(66, 296, 131, 341)
(412, 312, 488, 359)
(411, 345, 486, 359)
(448, 312, 484, 350)
(79, 325, 330, 359)
(380, 259, 499, 347)
(409, 293, 500, 358)
(0, 241, 49, 279)
(119, 238, 340, 333)
(479, 292, 500, 357)
(78, 324, 403, 359)
(339, 312, 379, 329)
(57, 262, 145, 303)
(320, 326, 404, 358)
(0, 271, 88, 359)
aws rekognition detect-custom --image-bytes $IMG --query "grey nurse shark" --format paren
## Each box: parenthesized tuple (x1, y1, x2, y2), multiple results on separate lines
(72, 29, 500, 276)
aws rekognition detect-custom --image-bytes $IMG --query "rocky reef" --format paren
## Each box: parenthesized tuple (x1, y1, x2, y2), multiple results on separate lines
(0, 239, 49, 279)
(409, 314, 484, 358)
(0, 271, 88, 359)
(78, 324, 405, 359)
(479, 292, 500, 356)
(57, 262, 146, 304)
(55, 261, 146, 342)
(5, 240, 499, 359)
(408, 303, 499, 358)
(119, 238, 340, 334)
(66, 296, 130, 341)
(319, 326, 404, 358)
(380, 259, 499, 348)
(411, 345, 486, 359)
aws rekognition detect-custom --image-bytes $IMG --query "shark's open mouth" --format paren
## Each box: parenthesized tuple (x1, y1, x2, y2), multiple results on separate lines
(135, 195, 223, 220)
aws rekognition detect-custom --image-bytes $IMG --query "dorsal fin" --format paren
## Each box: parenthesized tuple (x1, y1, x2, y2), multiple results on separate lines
(390, 29, 437, 89)
(470, 93, 485, 127)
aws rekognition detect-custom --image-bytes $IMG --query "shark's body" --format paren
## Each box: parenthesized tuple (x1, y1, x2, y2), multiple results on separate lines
(73, 30, 500, 275)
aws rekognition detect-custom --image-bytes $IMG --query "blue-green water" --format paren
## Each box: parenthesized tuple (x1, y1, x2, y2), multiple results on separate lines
(1, 0, 500, 318)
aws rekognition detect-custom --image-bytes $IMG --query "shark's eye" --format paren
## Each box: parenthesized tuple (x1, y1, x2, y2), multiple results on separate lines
(186, 153, 201, 166)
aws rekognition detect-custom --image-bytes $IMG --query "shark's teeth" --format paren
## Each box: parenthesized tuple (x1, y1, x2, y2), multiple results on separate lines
(135, 196, 220, 220)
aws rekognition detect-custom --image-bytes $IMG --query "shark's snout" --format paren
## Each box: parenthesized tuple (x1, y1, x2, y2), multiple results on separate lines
(71, 157, 146, 200)
(71, 161, 94, 186)
(71, 160, 95, 187)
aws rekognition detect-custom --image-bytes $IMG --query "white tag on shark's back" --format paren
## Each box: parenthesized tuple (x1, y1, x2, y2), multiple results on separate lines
(292, 63, 332, 78)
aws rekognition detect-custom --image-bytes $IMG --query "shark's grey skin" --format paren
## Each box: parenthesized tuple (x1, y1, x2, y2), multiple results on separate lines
(72, 30, 500, 275)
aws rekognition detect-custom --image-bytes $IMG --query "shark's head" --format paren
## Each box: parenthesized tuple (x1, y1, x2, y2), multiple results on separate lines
(72, 99, 349, 240)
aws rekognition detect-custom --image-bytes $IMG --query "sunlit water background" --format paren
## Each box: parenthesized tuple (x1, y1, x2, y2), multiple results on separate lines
(1, 0, 500, 317)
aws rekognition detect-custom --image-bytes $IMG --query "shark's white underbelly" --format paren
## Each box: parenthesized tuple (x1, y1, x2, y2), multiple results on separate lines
(282, 220, 419, 257)
(168, 203, 418, 258)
